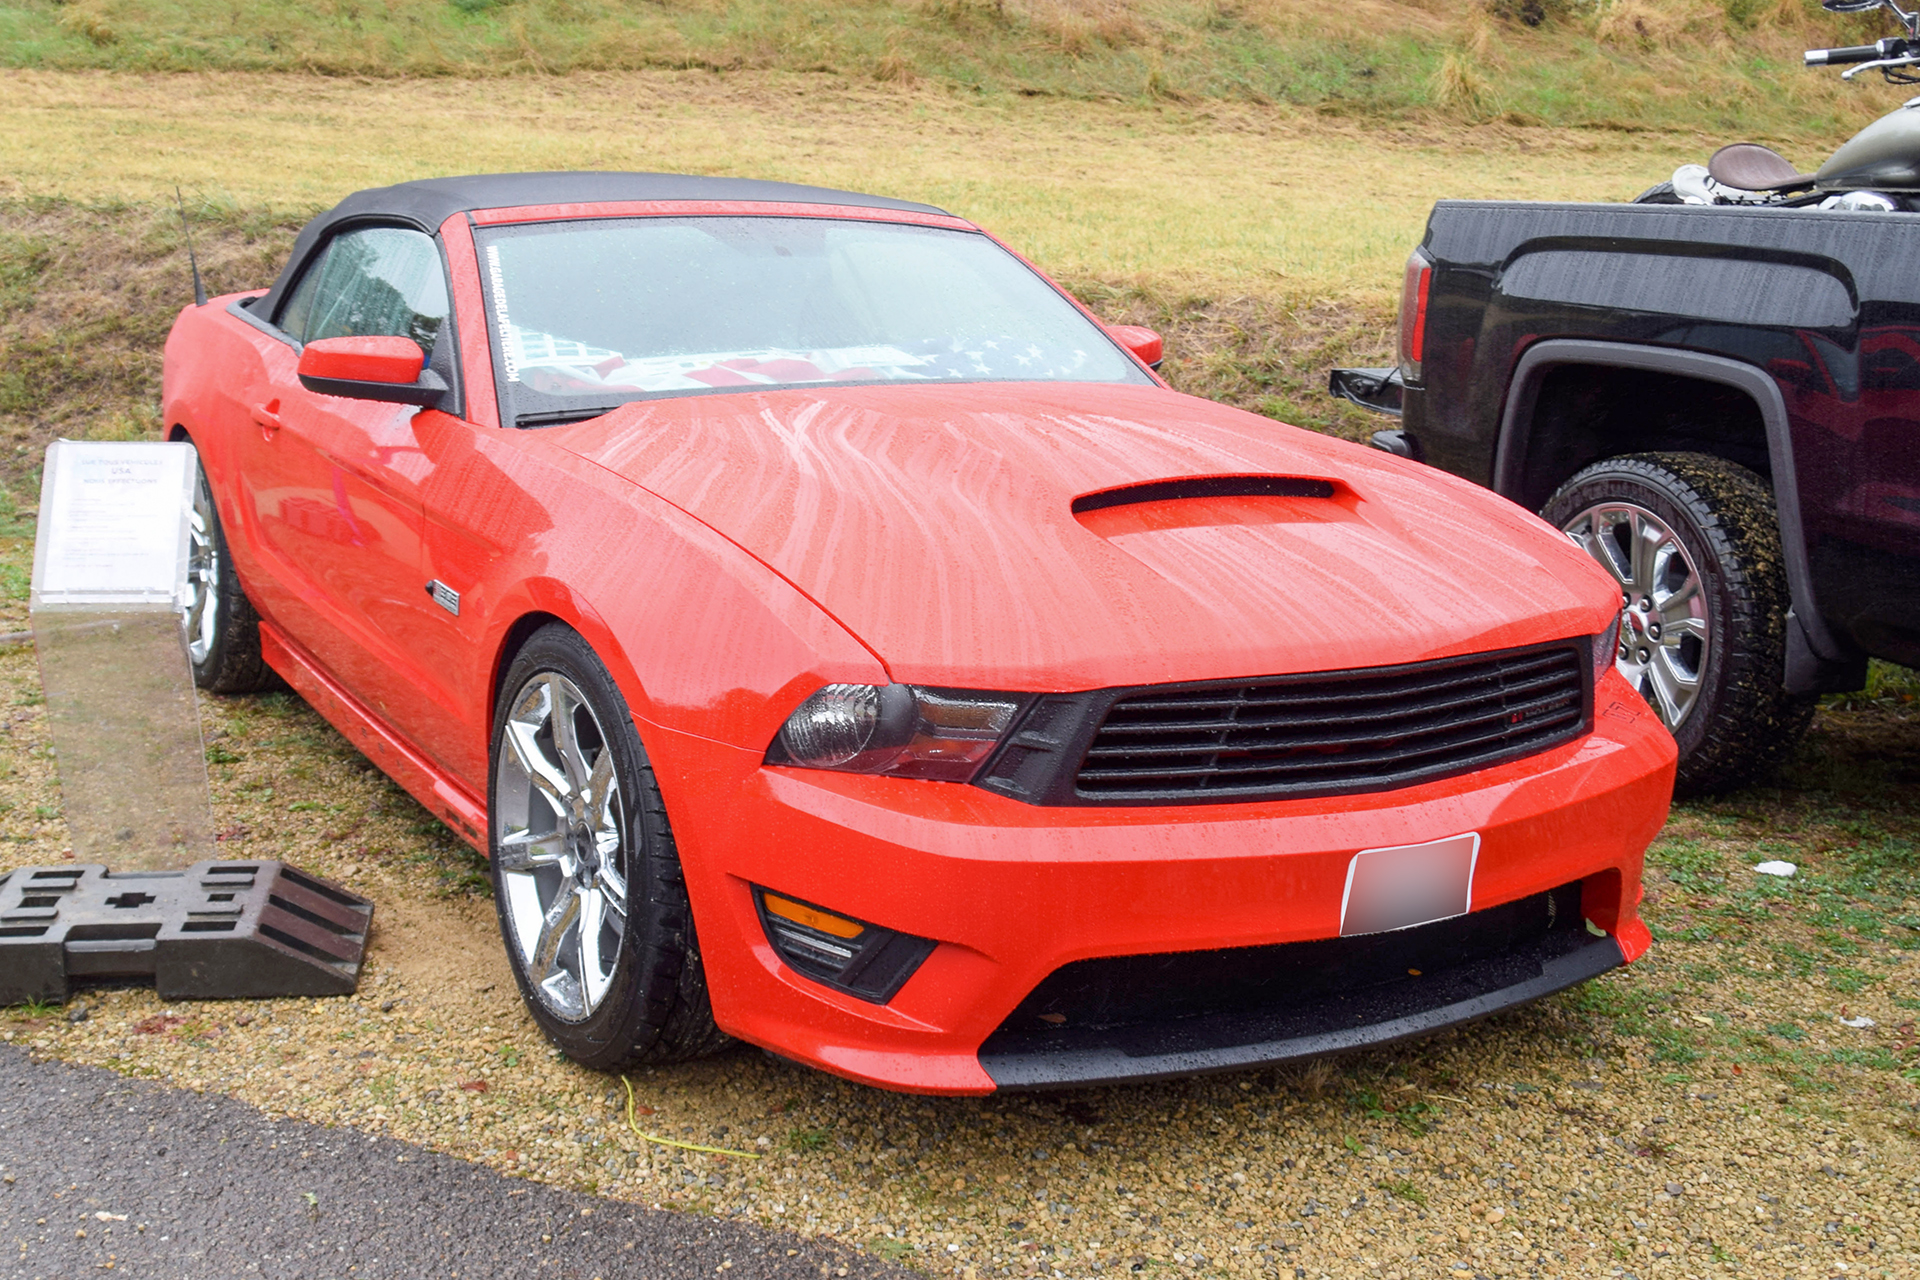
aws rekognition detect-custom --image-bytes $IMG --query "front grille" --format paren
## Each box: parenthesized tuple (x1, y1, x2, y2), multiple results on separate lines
(1074, 644, 1587, 802)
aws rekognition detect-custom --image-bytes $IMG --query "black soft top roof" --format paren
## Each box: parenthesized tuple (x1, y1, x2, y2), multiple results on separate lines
(258, 171, 952, 320)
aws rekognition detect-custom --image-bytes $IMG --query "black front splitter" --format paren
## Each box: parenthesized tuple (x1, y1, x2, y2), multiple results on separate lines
(979, 933, 1624, 1091)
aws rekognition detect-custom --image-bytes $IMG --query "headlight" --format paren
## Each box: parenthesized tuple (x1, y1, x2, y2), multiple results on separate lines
(1592, 610, 1624, 683)
(767, 683, 1029, 782)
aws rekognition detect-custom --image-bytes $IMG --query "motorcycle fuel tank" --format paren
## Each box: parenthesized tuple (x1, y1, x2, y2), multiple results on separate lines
(1817, 98, 1920, 190)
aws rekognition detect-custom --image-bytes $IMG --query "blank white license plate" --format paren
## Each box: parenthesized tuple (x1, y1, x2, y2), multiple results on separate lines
(1339, 832, 1480, 937)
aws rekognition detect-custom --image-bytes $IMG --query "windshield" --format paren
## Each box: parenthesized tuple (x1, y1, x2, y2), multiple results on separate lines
(474, 216, 1150, 426)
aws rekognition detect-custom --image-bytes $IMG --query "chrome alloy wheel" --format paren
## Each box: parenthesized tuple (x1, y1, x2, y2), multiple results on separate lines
(494, 672, 628, 1022)
(1562, 501, 1710, 730)
(184, 466, 221, 667)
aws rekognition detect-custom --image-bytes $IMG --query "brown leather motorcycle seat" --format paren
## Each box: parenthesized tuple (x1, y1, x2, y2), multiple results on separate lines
(1708, 142, 1816, 192)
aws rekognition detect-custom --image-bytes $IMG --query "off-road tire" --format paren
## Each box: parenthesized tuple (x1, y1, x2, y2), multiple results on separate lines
(1541, 452, 1816, 796)
(185, 443, 277, 694)
(1632, 181, 1686, 204)
(488, 623, 729, 1069)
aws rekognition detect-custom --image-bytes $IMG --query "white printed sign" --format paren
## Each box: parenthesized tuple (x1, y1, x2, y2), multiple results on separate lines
(30, 440, 197, 608)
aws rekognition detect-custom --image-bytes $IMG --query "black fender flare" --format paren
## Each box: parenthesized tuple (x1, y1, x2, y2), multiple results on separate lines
(1492, 339, 1849, 669)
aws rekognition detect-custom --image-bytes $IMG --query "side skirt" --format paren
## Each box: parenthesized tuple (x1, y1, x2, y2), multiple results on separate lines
(259, 622, 489, 852)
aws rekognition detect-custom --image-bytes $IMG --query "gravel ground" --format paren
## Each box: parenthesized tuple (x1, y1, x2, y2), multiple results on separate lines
(0, 549, 1917, 1280)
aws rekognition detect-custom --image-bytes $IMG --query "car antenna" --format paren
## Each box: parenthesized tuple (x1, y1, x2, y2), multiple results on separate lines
(175, 186, 206, 307)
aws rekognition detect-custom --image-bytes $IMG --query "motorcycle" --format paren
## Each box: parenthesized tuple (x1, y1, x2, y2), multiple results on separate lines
(1638, 0, 1920, 209)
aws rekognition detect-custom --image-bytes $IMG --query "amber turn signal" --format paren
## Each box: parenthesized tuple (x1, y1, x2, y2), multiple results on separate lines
(762, 892, 864, 940)
(753, 887, 937, 1005)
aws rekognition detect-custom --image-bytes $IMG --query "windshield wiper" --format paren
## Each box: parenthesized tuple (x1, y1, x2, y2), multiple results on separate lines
(514, 405, 625, 430)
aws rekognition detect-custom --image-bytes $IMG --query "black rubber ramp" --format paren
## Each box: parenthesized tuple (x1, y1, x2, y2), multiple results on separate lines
(0, 1046, 904, 1280)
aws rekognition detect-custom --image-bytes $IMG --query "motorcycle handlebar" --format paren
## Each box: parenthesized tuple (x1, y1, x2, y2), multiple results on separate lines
(1806, 37, 1915, 64)
(1806, 43, 1891, 64)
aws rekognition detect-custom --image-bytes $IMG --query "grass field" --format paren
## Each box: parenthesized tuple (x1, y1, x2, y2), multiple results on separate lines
(0, 0, 1904, 144)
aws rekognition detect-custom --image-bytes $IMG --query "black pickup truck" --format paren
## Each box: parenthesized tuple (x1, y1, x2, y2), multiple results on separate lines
(1332, 201, 1920, 794)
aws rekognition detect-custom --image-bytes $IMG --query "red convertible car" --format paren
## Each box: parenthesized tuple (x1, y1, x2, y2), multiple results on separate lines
(162, 173, 1675, 1093)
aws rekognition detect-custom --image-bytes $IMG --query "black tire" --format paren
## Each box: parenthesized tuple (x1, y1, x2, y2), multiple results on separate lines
(184, 442, 277, 694)
(488, 623, 729, 1069)
(1541, 452, 1816, 796)
(1632, 181, 1686, 204)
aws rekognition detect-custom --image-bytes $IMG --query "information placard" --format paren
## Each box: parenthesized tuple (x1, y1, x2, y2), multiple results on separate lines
(18, 439, 213, 874)
(30, 440, 195, 608)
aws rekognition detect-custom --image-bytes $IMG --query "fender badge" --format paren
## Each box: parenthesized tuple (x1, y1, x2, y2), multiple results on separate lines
(427, 579, 461, 616)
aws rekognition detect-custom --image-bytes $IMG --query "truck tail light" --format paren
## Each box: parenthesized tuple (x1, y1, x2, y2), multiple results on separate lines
(1397, 249, 1432, 385)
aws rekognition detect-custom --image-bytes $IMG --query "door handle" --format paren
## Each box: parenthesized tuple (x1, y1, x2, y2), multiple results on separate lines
(251, 399, 283, 439)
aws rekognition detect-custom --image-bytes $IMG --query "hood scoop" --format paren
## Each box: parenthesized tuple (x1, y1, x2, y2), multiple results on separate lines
(1073, 474, 1346, 538)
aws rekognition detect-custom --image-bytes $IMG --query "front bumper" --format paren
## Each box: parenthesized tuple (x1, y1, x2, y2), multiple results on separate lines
(647, 672, 1674, 1094)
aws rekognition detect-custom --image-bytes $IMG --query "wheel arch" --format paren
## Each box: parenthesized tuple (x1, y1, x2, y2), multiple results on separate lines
(488, 608, 570, 730)
(1494, 339, 1846, 665)
(482, 594, 668, 750)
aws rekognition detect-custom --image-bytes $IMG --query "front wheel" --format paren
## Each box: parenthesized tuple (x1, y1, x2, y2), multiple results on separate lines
(488, 623, 729, 1069)
(1541, 452, 1815, 796)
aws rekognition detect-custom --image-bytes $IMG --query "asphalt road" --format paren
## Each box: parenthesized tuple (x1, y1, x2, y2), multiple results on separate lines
(0, 1046, 904, 1280)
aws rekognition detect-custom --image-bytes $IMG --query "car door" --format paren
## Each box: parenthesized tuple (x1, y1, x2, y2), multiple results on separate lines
(234, 226, 451, 735)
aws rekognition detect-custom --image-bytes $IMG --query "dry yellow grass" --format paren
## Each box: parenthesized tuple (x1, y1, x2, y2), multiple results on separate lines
(0, 69, 1768, 306)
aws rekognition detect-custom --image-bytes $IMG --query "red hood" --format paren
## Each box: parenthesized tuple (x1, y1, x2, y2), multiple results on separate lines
(563, 382, 1617, 689)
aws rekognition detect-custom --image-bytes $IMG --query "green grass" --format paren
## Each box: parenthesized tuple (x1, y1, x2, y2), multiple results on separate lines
(787, 1126, 832, 1152)
(0, 0, 1900, 140)
(1375, 1176, 1426, 1206)
(1348, 1087, 1437, 1136)
(1574, 699, 1920, 1095)
(867, 1238, 916, 1262)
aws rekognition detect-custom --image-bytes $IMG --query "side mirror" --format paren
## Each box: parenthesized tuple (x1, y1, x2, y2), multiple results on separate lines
(297, 335, 448, 407)
(1107, 324, 1164, 371)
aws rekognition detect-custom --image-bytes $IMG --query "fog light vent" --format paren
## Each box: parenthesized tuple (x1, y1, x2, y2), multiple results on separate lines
(754, 889, 936, 1005)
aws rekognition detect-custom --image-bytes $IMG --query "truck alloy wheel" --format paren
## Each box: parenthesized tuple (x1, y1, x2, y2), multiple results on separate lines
(488, 623, 727, 1068)
(1541, 452, 1815, 796)
(1561, 499, 1709, 729)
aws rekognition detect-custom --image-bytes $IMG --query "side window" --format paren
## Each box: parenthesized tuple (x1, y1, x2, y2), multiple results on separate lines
(277, 227, 450, 355)
(276, 247, 325, 343)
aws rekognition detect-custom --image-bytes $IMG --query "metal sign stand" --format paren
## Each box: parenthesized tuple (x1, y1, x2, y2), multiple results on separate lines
(0, 440, 370, 1005)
